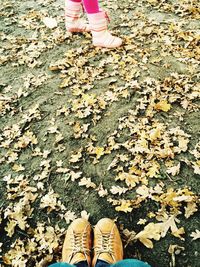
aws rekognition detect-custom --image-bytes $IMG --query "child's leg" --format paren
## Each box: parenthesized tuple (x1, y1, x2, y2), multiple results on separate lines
(66, 0, 122, 47)
(82, 0, 100, 14)
(65, 0, 90, 32)
(81, 0, 122, 48)
(86, 10, 122, 48)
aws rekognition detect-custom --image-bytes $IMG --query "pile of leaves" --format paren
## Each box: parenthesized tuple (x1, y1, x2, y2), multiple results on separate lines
(0, 0, 199, 266)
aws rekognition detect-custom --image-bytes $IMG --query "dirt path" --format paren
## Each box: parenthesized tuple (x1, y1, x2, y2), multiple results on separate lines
(0, 0, 200, 266)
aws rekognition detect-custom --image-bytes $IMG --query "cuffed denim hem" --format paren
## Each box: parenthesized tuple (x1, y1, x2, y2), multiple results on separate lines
(49, 260, 88, 267)
(49, 259, 151, 267)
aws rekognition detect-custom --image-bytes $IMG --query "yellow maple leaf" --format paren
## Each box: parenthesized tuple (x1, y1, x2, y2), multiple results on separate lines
(134, 223, 162, 248)
(12, 164, 25, 172)
(193, 161, 200, 175)
(166, 163, 180, 176)
(98, 100, 107, 109)
(172, 227, 185, 239)
(136, 185, 150, 198)
(79, 177, 96, 188)
(97, 183, 108, 197)
(115, 200, 133, 213)
(190, 230, 200, 241)
(116, 172, 139, 188)
(82, 93, 96, 106)
(177, 136, 189, 152)
(137, 219, 147, 225)
(149, 127, 161, 142)
(147, 161, 160, 177)
(95, 147, 104, 159)
(184, 202, 198, 218)
(154, 100, 171, 112)
(110, 186, 128, 195)
(129, 166, 142, 176)
(5, 220, 17, 237)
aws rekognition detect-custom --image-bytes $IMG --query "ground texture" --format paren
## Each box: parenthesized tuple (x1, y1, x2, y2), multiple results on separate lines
(0, 0, 200, 266)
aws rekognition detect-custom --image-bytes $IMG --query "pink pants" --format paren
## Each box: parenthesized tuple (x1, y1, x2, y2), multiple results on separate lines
(71, 0, 100, 14)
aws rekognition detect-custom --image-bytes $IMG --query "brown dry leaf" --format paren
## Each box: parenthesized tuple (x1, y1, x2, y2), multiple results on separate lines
(159, 215, 185, 240)
(47, 125, 59, 134)
(6, 151, 18, 163)
(135, 213, 187, 248)
(177, 137, 189, 153)
(56, 160, 63, 167)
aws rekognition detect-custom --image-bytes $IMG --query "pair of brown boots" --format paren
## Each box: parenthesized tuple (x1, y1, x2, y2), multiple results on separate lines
(62, 218, 123, 267)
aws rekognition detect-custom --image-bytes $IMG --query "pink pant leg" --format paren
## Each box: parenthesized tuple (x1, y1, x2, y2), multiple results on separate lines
(69, 0, 100, 14)
(82, 0, 100, 14)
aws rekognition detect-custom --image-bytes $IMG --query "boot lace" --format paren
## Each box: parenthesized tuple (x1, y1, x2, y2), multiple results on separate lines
(94, 232, 114, 256)
(68, 232, 90, 256)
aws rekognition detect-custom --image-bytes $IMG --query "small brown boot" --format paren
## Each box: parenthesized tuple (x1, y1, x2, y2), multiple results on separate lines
(92, 218, 123, 267)
(62, 218, 92, 265)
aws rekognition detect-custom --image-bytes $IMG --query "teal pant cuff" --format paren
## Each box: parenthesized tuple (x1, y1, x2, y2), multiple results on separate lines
(49, 259, 151, 267)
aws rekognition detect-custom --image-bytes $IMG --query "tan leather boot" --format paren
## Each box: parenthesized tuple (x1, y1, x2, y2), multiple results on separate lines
(62, 218, 92, 265)
(92, 218, 123, 267)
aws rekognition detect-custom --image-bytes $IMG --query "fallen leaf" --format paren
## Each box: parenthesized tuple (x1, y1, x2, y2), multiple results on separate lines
(167, 163, 181, 176)
(115, 200, 133, 213)
(190, 230, 200, 241)
(81, 210, 90, 220)
(154, 100, 171, 112)
(42, 17, 58, 28)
